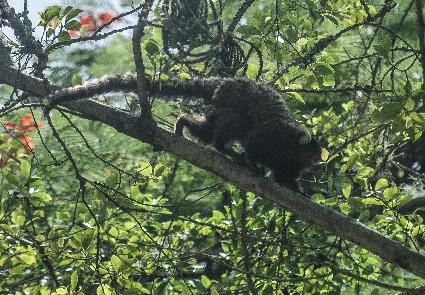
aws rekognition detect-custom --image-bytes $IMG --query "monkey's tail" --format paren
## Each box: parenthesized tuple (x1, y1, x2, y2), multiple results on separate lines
(175, 114, 215, 144)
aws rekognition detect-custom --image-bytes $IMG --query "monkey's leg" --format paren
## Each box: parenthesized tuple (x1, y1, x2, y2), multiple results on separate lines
(211, 113, 246, 161)
(273, 170, 303, 193)
(174, 114, 215, 144)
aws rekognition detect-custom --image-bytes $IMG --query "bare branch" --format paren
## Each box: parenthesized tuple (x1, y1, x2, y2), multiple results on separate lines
(415, 0, 425, 89)
(398, 197, 425, 215)
(0, 0, 45, 59)
(132, 0, 154, 118)
(0, 30, 12, 67)
(227, 0, 256, 35)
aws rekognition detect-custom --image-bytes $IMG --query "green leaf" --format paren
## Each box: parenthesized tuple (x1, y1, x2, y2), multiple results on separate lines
(80, 229, 95, 249)
(342, 185, 351, 199)
(289, 92, 305, 104)
(365, 256, 379, 266)
(362, 198, 384, 206)
(201, 275, 211, 289)
(55, 287, 68, 295)
(46, 28, 55, 38)
(97, 285, 113, 295)
(405, 80, 413, 96)
(212, 210, 225, 220)
(383, 187, 398, 200)
(236, 25, 260, 35)
(357, 167, 374, 177)
(382, 103, 402, 120)
(339, 203, 351, 215)
(39, 5, 61, 24)
(33, 192, 53, 203)
(200, 226, 212, 235)
(70, 271, 78, 293)
(65, 19, 81, 30)
(159, 73, 169, 81)
(154, 164, 170, 177)
(314, 62, 335, 76)
(323, 14, 339, 25)
(71, 74, 83, 86)
(19, 253, 36, 265)
(177, 72, 191, 79)
(20, 159, 31, 179)
(296, 38, 308, 47)
(58, 31, 71, 42)
(0, 224, 15, 234)
(11, 211, 25, 226)
(410, 112, 425, 123)
(62, 6, 73, 17)
(373, 35, 392, 61)
(139, 159, 152, 177)
(374, 179, 389, 191)
(412, 226, 421, 237)
(142, 40, 159, 56)
(49, 16, 62, 29)
(152, 27, 163, 42)
(246, 63, 259, 79)
(35, 234, 45, 242)
(323, 75, 335, 87)
(65, 8, 83, 23)
(405, 97, 415, 111)
(111, 255, 122, 272)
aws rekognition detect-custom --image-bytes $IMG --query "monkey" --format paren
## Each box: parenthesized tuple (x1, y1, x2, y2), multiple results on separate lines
(174, 79, 322, 191)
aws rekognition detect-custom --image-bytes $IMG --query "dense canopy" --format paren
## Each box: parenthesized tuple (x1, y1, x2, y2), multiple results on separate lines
(1, 0, 425, 294)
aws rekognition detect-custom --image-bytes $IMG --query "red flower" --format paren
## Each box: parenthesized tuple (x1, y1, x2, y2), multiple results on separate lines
(98, 12, 114, 24)
(21, 115, 32, 128)
(67, 29, 78, 38)
(19, 135, 34, 151)
(79, 15, 93, 25)
(79, 15, 97, 32)
(3, 114, 43, 152)
(3, 122, 19, 131)
(21, 115, 42, 132)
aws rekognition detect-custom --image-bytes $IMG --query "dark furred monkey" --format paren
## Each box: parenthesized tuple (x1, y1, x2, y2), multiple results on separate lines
(175, 79, 322, 191)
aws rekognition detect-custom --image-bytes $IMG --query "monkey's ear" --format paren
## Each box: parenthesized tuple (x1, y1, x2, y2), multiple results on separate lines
(297, 130, 312, 144)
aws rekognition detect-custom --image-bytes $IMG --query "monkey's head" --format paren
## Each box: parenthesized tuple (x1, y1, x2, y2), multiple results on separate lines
(297, 138, 322, 168)
(287, 122, 322, 166)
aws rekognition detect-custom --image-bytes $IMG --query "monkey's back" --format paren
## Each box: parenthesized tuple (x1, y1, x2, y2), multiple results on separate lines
(211, 79, 293, 124)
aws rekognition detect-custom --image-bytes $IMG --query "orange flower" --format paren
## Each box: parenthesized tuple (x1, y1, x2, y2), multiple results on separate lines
(3, 114, 43, 152)
(21, 115, 34, 128)
(21, 115, 42, 132)
(3, 122, 19, 131)
(98, 12, 114, 24)
(80, 15, 97, 32)
(19, 135, 34, 151)
(79, 15, 93, 25)
(67, 29, 78, 38)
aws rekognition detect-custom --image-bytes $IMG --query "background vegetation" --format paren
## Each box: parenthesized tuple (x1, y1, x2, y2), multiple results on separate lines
(1, 0, 425, 294)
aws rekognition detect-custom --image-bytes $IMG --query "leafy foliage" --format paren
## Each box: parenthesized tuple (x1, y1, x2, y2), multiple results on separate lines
(2, 0, 425, 294)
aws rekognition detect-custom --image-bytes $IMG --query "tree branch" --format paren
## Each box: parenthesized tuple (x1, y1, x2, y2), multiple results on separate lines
(415, 0, 425, 90)
(398, 197, 425, 215)
(0, 0, 46, 60)
(227, 0, 256, 35)
(132, 0, 154, 117)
